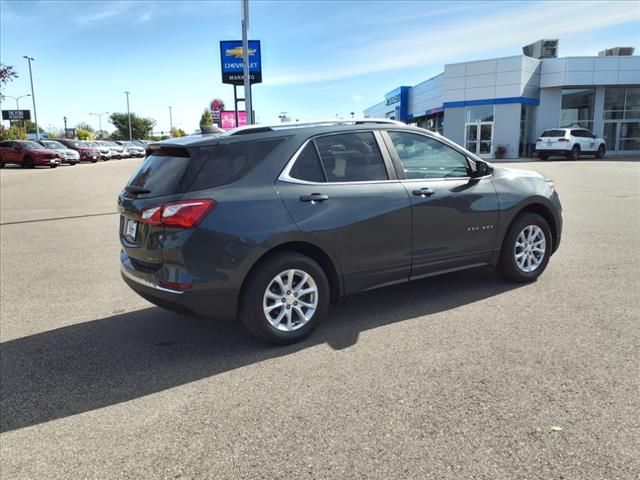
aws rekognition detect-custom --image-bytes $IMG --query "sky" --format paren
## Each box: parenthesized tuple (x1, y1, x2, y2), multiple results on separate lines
(1, 0, 639, 134)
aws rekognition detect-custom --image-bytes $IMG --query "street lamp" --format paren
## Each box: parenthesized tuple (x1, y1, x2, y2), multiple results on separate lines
(2, 94, 31, 109)
(169, 106, 173, 136)
(89, 111, 109, 138)
(124, 91, 132, 140)
(23, 56, 40, 140)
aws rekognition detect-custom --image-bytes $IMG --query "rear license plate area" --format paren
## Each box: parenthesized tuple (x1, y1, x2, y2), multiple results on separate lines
(125, 219, 138, 241)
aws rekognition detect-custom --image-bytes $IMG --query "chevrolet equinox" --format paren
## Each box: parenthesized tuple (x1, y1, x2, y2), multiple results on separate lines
(119, 120, 562, 344)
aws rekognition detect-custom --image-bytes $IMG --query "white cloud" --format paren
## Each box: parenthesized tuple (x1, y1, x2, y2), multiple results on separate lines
(74, 2, 133, 24)
(352, 95, 364, 102)
(267, 1, 640, 85)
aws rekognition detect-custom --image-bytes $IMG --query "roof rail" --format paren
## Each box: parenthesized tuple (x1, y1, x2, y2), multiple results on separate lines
(225, 118, 405, 136)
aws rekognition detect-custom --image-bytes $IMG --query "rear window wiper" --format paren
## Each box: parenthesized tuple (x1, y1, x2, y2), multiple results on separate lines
(125, 185, 151, 194)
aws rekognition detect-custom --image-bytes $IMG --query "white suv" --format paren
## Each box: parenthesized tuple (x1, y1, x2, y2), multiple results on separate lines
(536, 128, 606, 160)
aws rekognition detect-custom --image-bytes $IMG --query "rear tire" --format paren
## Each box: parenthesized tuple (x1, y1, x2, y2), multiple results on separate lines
(538, 153, 549, 160)
(595, 144, 605, 159)
(568, 145, 580, 160)
(497, 213, 552, 283)
(91, 159, 98, 163)
(239, 252, 330, 345)
(50, 164, 57, 168)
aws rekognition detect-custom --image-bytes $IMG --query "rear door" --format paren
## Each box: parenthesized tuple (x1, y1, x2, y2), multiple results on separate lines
(277, 131, 412, 294)
(383, 130, 499, 278)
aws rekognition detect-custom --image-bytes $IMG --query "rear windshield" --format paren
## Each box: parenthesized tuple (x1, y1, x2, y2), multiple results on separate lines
(541, 130, 566, 137)
(125, 138, 284, 197)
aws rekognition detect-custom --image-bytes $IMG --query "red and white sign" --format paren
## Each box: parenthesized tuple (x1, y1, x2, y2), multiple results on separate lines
(220, 110, 247, 129)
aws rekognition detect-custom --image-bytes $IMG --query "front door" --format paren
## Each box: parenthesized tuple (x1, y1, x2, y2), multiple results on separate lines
(383, 130, 499, 278)
(465, 122, 493, 158)
(604, 120, 640, 155)
(278, 131, 412, 295)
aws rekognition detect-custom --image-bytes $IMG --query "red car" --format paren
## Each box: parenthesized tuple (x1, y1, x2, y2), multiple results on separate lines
(53, 138, 100, 163)
(0, 140, 62, 168)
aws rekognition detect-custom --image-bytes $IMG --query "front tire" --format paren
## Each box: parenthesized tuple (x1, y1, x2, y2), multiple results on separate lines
(497, 213, 552, 283)
(22, 156, 35, 168)
(240, 252, 330, 345)
(595, 144, 605, 159)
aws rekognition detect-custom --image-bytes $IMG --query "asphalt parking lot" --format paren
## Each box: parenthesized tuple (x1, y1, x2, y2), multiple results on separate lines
(1, 158, 638, 479)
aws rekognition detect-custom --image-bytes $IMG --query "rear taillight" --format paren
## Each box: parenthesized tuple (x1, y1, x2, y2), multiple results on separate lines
(141, 199, 216, 228)
(558, 138, 570, 142)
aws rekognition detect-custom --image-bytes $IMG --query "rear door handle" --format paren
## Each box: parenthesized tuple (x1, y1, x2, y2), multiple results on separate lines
(412, 188, 435, 197)
(300, 193, 329, 203)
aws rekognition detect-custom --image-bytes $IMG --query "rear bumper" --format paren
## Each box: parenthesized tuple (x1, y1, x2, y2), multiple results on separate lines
(120, 251, 238, 320)
(535, 148, 571, 156)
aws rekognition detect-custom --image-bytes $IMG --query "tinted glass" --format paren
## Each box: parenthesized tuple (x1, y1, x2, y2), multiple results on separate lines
(570, 130, 582, 137)
(541, 130, 566, 137)
(19, 141, 44, 149)
(314, 132, 387, 182)
(187, 138, 284, 191)
(290, 142, 325, 182)
(388, 132, 469, 179)
(42, 141, 64, 149)
(127, 152, 190, 197)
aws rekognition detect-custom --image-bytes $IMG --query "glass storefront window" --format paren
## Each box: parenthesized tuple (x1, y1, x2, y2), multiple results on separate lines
(519, 104, 536, 156)
(561, 88, 595, 129)
(465, 105, 493, 123)
(604, 87, 640, 120)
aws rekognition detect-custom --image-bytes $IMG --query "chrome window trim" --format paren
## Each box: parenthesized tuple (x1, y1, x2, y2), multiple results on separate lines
(278, 128, 493, 186)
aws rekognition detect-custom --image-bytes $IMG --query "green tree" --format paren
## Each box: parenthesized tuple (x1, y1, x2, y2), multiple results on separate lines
(95, 129, 110, 140)
(76, 122, 94, 133)
(0, 64, 18, 91)
(77, 128, 93, 140)
(0, 124, 27, 141)
(171, 127, 187, 137)
(109, 112, 155, 140)
(200, 109, 213, 126)
(24, 120, 45, 134)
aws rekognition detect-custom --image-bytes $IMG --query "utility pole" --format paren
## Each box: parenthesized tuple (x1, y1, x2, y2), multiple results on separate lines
(169, 106, 173, 136)
(124, 91, 132, 140)
(241, 0, 252, 125)
(89, 112, 109, 138)
(23, 56, 39, 140)
(63, 116, 68, 138)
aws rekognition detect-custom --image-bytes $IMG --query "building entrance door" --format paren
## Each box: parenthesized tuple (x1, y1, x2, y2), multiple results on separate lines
(465, 122, 493, 158)
(604, 120, 640, 155)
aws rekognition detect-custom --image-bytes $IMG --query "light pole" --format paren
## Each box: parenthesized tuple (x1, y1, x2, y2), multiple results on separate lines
(169, 106, 173, 136)
(241, 0, 252, 125)
(89, 111, 109, 138)
(23, 56, 39, 140)
(124, 91, 132, 140)
(2, 94, 31, 109)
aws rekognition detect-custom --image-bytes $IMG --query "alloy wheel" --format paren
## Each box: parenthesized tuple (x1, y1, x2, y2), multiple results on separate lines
(263, 269, 318, 332)
(514, 225, 546, 273)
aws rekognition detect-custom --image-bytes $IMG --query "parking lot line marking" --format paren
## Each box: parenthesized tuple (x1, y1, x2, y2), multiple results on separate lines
(0, 211, 118, 226)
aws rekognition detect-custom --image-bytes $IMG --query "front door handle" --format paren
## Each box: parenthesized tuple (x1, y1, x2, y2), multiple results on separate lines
(412, 188, 435, 197)
(300, 193, 329, 203)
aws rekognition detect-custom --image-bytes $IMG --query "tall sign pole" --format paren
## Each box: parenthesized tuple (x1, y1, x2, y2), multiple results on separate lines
(241, 0, 252, 125)
(124, 91, 132, 140)
(23, 56, 39, 140)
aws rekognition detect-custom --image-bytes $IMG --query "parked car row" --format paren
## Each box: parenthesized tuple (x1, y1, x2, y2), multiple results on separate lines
(0, 139, 148, 168)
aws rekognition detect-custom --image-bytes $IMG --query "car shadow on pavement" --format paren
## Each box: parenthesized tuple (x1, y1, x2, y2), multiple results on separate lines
(1, 267, 522, 433)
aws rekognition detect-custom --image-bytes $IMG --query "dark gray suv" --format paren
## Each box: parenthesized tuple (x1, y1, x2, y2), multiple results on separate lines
(119, 120, 562, 344)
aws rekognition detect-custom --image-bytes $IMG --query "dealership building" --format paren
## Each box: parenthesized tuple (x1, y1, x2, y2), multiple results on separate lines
(364, 40, 640, 158)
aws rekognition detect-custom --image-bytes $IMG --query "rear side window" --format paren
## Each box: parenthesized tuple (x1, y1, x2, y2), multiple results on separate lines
(541, 130, 566, 137)
(289, 143, 325, 182)
(187, 138, 284, 191)
(314, 132, 388, 182)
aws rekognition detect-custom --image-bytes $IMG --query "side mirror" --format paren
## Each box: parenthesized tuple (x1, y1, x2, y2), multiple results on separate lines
(473, 160, 493, 177)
